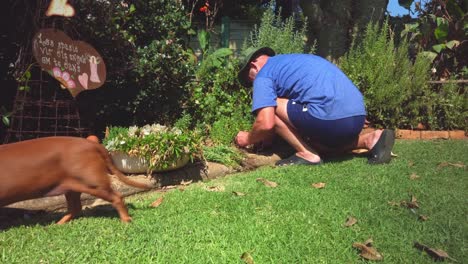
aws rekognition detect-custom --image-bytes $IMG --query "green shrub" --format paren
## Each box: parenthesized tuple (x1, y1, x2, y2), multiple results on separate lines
(425, 81, 467, 130)
(133, 39, 194, 124)
(70, 0, 194, 127)
(243, 5, 313, 54)
(339, 20, 433, 129)
(187, 46, 252, 129)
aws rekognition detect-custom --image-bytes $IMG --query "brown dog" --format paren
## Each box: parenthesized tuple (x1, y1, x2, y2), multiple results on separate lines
(0, 136, 151, 224)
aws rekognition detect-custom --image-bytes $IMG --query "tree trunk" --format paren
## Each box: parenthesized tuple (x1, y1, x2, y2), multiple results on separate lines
(300, 0, 389, 59)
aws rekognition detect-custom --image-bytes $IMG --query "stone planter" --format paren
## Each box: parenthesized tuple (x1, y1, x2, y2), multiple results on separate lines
(110, 151, 190, 174)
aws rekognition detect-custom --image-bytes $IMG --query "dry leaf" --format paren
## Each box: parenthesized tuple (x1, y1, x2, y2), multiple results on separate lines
(400, 196, 419, 209)
(150, 196, 164, 208)
(364, 238, 374, 246)
(256, 178, 278, 188)
(205, 185, 225, 192)
(448, 162, 466, 168)
(352, 148, 368, 154)
(409, 173, 420, 180)
(418, 215, 429, 221)
(388, 201, 401, 207)
(414, 242, 456, 262)
(353, 241, 383, 261)
(240, 252, 254, 264)
(390, 151, 398, 157)
(344, 216, 358, 227)
(311, 182, 326, 189)
(233, 191, 246, 196)
(408, 195, 419, 209)
(438, 162, 466, 169)
(181, 179, 193, 186)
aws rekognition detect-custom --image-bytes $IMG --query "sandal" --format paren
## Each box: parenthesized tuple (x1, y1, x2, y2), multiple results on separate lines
(275, 155, 323, 166)
(368, 129, 395, 164)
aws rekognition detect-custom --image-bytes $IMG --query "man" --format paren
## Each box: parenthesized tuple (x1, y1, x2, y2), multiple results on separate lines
(234, 47, 395, 165)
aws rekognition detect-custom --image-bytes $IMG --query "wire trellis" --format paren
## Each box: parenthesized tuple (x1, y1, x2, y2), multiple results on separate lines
(3, 0, 91, 143)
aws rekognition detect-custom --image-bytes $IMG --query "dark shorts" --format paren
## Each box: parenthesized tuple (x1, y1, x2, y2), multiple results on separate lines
(287, 100, 365, 148)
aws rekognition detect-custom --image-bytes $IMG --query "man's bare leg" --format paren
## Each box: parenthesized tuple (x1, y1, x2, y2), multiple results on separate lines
(275, 98, 321, 163)
(275, 98, 387, 156)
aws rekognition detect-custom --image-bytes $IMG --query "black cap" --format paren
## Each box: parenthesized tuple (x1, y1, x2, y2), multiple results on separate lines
(237, 47, 275, 87)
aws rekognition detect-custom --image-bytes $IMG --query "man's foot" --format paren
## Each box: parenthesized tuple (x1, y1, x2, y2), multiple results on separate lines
(368, 129, 395, 164)
(276, 154, 323, 166)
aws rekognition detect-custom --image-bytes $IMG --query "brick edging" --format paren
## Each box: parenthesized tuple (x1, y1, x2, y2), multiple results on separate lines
(360, 128, 467, 140)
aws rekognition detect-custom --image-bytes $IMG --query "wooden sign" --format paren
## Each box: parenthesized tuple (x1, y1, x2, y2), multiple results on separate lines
(46, 0, 75, 17)
(32, 28, 106, 97)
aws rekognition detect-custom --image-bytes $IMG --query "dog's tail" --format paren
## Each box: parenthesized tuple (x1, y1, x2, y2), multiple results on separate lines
(97, 144, 153, 190)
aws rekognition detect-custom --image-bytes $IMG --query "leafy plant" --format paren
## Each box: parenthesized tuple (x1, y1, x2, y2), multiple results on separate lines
(195, 30, 234, 79)
(202, 144, 244, 168)
(0, 106, 12, 126)
(243, 4, 313, 54)
(16, 63, 33, 92)
(210, 113, 252, 145)
(69, 0, 195, 128)
(103, 124, 202, 172)
(133, 39, 195, 124)
(400, 0, 467, 79)
(186, 29, 251, 128)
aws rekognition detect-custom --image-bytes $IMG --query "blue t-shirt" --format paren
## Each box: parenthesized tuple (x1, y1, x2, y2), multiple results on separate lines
(252, 54, 366, 120)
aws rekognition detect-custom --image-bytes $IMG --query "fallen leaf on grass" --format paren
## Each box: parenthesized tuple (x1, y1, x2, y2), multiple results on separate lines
(390, 151, 398, 157)
(232, 191, 246, 196)
(205, 185, 225, 192)
(344, 216, 358, 227)
(409, 173, 420, 180)
(150, 196, 164, 208)
(389, 197, 420, 211)
(256, 178, 278, 188)
(399, 195, 419, 209)
(438, 162, 466, 169)
(351, 148, 368, 154)
(418, 215, 429, 221)
(414, 242, 456, 262)
(408, 195, 419, 209)
(311, 182, 326, 189)
(240, 252, 254, 264)
(353, 239, 383, 261)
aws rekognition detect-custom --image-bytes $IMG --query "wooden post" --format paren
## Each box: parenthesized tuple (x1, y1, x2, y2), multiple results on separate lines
(220, 16, 230, 48)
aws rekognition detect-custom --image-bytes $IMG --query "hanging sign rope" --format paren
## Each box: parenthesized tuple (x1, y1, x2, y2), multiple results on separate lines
(32, 28, 106, 97)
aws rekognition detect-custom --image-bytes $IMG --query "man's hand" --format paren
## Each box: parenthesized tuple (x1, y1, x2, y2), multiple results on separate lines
(235, 131, 250, 147)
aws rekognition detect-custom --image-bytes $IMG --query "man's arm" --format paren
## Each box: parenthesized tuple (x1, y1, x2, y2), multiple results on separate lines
(235, 106, 276, 147)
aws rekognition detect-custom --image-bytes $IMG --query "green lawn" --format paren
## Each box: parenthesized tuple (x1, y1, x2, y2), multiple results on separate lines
(1, 140, 467, 263)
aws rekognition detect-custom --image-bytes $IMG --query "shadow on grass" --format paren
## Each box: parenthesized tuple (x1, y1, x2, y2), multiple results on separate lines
(0, 203, 140, 231)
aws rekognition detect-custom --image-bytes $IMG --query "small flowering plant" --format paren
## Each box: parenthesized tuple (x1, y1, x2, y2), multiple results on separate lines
(103, 124, 201, 171)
